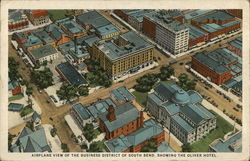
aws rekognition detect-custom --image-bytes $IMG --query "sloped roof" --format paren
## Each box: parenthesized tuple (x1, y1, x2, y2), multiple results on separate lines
(32, 111, 41, 120)
(73, 103, 91, 120)
(8, 103, 24, 112)
(99, 102, 139, 132)
(110, 86, 135, 103)
(172, 115, 194, 133)
(104, 119, 163, 152)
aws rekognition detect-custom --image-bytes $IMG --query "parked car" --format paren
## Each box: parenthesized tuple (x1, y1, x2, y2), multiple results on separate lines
(49, 95, 58, 103)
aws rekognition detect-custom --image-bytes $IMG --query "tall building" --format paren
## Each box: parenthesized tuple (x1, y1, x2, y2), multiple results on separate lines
(92, 31, 154, 80)
(146, 83, 216, 144)
(143, 11, 189, 55)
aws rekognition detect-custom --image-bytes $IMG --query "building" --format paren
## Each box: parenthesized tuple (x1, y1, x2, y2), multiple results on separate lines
(92, 31, 154, 80)
(28, 44, 59, 64)
(110, 86, 135, 106)
(32, 112, 41, 130)
(104, 119, 165, 152)
(99, 102, 144, 140)
(27, 10, 50, 26)
(45, 24, 71, 46)
(209, 131, 242, 152)
(191, 10, 241, 40)
(225, 9, 242, 19)
(10, 127, 52, 152)
(224, 37, 242, 57)
(114, 10, 153, 31)
(57, 18, 87, 39)
(82, 34, 100, 55)
(186, 24, 209, 47)
(143, 11, 189, 54)
(146, 83, 216, 144)
(183, 10, 215, 23)
(76, 10, 121, 39)
(33, 29, 56, 47)
(56, 61, 88, 87)
(191, 48, 241, 85)
(8, 103, 24, 112)
(70, 103, 96, 131)
(9, 10, 29, 31)
(8, 77, 22, 98)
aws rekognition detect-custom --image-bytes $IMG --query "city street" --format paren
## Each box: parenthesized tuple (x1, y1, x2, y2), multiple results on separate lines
(8, 20, 242, 152)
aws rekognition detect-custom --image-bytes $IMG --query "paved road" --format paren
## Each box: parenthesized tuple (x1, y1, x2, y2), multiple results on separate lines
(8, 23, 242, 151)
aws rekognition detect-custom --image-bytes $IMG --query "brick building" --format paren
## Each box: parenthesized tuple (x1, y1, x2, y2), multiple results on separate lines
(191, 48, 241, 85)
(225, 9, 242, 19)
(104, 119, 165, 152)
(224, 37, 242, 57)
(8, 10, 29, 31)
(8, 77, 22, 98)
(186, 24, 209, 47)
(45, 24, 71, 46)
(99, 103, 144, 140)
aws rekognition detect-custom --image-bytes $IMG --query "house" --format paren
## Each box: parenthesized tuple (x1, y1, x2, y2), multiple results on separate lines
(8, 103, 24, 112)
(10, 127, 52, 152)
(32, 112, 41, 130)
(8, 77, 22, 98)
(28, 44, 59, 64)
(146, 83, 216, 144)
(209, 131, 242, 152)
(110, 86, 135, 106)
(45, 24, 71, 46)
(33, 29, 56, 47)
(27, 10, 50, 26)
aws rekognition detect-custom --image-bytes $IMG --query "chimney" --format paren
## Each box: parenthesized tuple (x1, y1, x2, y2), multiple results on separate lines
(106, 105, 116, 122)
(140, 111, 144, 128)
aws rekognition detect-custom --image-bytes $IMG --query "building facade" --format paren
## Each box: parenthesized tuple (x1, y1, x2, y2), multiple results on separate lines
(146, 83, 216, 144)
(28, 44, 59, 64)
(9, 10, 29, 31)
(28, 10, 50, 26)
(92, 31, 154, 80)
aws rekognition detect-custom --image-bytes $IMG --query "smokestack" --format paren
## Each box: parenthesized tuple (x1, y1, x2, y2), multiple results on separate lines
(140, 111, 144, 128)
(106, 105, 116, 122)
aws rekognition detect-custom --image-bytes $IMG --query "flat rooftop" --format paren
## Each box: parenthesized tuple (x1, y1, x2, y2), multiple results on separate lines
(184, 9, 215, 20)
(193, 10, 235, 22)
(94, 31, 154, 61)
(186, 24, 207, 39)
(56, 61, 88, 87)
(145, 12, 188, 32)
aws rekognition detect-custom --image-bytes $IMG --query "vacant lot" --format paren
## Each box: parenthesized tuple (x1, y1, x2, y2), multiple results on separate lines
(47, 10, 68, 21)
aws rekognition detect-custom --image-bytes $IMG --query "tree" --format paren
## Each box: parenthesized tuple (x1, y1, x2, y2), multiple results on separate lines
(177, 73, 196, 91)
(26, 121, 34, 131)
(158, 65, 175, 81)
(8, 133, 16, 151)
(140, 138, 157, 152)
(57, 83, 78, 102)
(78, 87, 89, 96)
(26, 86, 33, 97)
(61, 143, 69, 152)
(50, 127, 57, 137)
(134, 74, 158, 92)
(8, 57, 20, 80)
(83, 123, 100, 142)
(87, 141, 103, 152)
(31, 68, 53, 89)
(182, 143, 192, 152)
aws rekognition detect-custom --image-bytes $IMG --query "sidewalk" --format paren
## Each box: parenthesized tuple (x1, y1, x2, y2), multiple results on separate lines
(42, 124, 62, 152)
(190, 67, 242, 105)
(201, 100, 241, 130)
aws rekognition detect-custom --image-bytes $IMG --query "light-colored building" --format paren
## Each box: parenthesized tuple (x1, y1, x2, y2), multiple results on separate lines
(28, 44, 59, 64)
(92, 31, 154, 80)
(28, 10, 50, 26)
(146, 83, 216, 144)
